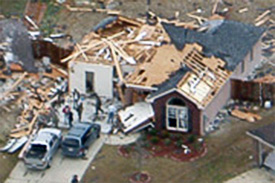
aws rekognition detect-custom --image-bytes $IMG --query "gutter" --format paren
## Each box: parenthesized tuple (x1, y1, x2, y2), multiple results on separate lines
(246, 131, 275, 149)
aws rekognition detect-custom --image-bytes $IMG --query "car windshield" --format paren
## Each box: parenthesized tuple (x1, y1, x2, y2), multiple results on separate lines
(63, 138, 80, 147)
(26, 144, 47, 159)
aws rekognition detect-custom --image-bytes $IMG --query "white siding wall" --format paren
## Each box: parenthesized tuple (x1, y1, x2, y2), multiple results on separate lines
(68, 61, 113, 98)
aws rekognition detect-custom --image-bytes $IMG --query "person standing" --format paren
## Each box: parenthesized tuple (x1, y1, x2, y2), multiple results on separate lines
(93, 93, 104, 116)
(107, 104, 116, 124)
(71, 175, 79, 183)
(72, 89, 80, 109)
(76, 101, 83, 122)
(62, 105, 70, 125)
(68, 110, 74, 128)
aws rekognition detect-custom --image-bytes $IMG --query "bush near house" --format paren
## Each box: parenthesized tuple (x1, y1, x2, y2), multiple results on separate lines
(118, 129, 206, 162)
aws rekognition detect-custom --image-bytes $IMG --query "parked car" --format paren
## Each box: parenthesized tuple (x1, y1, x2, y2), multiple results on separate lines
(61, 122, 100, 157)
(23, 128, 62, 170)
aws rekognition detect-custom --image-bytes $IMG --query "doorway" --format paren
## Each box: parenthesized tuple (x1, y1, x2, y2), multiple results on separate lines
(85, 71, 94, 93)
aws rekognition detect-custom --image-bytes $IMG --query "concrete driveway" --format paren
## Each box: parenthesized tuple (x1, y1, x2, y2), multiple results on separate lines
(5, 136, 104, 183)
(225, 168, 275, 183)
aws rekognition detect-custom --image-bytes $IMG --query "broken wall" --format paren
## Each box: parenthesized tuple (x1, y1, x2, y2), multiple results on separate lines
(68, 61, 113, 98)
(32, 40, 73, 67)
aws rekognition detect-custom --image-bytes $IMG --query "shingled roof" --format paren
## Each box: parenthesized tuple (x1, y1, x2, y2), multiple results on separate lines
(147, 67, 190, 101)
(162, 20, 265, 71)
(247, 123, 275, 149)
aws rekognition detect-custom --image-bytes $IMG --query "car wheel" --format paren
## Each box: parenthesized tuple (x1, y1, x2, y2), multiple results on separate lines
(97, 133, 100, 138)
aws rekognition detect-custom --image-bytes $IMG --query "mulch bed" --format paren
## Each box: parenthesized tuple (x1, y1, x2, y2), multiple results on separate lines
(118, 132, 207, 162)
(129, 171, 151, 183)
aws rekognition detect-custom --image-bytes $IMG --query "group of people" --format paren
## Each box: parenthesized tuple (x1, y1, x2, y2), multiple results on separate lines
(62, 89, 83, 128)
(62, 89, 117, 128)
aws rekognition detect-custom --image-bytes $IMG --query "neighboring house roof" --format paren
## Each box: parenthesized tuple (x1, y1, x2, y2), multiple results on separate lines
(247, 123, 275, 149)
(162, 20, 265, 71)
(0, 19, 37, 72)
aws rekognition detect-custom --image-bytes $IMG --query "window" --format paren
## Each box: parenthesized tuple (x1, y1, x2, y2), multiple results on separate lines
(166, 98, 189, 132)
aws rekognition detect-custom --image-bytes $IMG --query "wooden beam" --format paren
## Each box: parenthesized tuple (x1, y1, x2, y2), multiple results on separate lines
(255, 16, 270, 26)
(76, 43, 89, 61)
(61, 31, 125, 63)
(255, 10, 271, 22)
(0, 72, 28, 101)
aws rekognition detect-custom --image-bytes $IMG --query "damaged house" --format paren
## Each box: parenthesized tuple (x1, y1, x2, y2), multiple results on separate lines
(64, 15, 265, 135)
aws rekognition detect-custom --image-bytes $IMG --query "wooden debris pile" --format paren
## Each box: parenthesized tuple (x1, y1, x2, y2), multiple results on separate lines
(62, 15, 170, 84)
(0, 65, 67, 149)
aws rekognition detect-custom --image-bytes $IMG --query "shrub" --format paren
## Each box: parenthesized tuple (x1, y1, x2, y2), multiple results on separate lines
(150, 136, 159, 144)
(160, 130, 170, 139)
(187, 135, 196, 143)
(164, 138, 171, 146)
(148, 128, 158, 136)
(175, 139, 183, 148)
(193, 142, 201, 151)
(143, 142, 151, 148)
(139, 133, 147, 141)
(170, 133, 182, 140)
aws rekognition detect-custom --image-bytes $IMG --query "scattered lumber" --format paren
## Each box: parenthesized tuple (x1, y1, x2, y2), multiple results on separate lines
(238, 8, 248, 14)
(212, 0, 219, 15)
(0, 72, 28, 101)
(231, 109, 261, 122)
(65, 5, 93, 12)
(186, 13, 207, 25)
(255, 10, 271, 22)
(255, 16, 270, 26)
(253, 75, 275, 83)
(24, 15, 39, 30)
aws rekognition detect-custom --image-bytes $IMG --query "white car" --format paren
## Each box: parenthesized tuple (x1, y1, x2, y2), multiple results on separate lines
(23, 128, 62, 170)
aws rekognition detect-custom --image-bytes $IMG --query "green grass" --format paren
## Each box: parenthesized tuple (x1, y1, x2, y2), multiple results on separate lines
(0, 0, 28, 17)
(40, 1, 63, 36)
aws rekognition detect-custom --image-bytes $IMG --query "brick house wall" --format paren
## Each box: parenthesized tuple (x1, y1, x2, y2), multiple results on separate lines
(151, 91, 201, 135)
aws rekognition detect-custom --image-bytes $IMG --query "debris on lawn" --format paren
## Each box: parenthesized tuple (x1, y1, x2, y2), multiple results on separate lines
(231, 109, 262, 123)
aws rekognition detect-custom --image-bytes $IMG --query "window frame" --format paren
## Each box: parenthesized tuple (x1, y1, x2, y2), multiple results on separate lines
(166, 104, 189, 132)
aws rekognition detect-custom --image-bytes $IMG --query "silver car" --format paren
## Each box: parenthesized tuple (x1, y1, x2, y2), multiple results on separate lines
(23, 128, 62, 170)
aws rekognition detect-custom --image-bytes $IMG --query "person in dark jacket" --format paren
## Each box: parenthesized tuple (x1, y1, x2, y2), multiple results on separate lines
(76, 101, 83, 121)
(71, 175, 79, 183)
(68, 110, 74, 128)
(92, 93, 104, 116)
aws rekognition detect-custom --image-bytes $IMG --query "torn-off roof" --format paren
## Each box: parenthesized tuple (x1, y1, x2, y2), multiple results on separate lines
(162, 20, 265, 71)
(146, 43, 232, 108)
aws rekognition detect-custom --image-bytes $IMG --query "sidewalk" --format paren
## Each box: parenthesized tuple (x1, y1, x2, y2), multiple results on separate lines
(224, 168, 275, 183)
